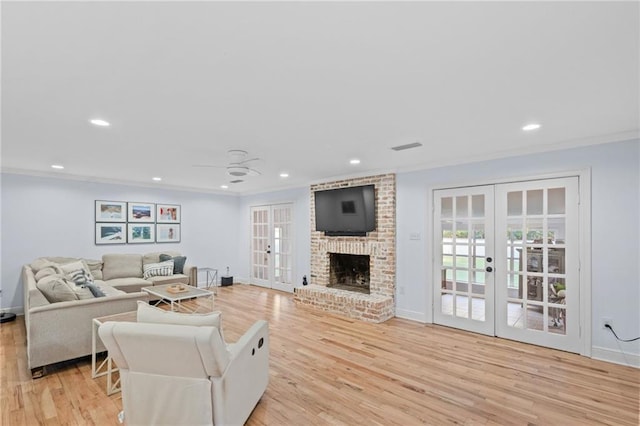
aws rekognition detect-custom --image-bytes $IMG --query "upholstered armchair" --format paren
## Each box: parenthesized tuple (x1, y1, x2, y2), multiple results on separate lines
(98, 315, 269, 426)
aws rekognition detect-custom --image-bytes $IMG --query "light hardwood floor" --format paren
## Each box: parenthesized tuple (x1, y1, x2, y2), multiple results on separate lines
(2, 284, 639, 425)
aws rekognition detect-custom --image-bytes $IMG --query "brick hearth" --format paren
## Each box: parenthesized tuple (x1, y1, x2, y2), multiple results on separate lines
(294, 173, 396, 323)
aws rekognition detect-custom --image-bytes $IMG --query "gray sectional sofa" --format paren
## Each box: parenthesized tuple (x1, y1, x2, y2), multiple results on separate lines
(22, 251, 197, 376)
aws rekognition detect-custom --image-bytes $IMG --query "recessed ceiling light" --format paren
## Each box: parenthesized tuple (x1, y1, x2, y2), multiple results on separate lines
(51, 164, 64, 170)
(280, 173, 289, 178)
(350, 159, 361, 165)
(152, 177, 162, 181)
(90, 119, 110, 127)
(522, 123, 541, 131)
(220, 185, 229, 189)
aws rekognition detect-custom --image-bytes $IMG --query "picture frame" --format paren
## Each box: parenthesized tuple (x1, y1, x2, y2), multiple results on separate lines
(95, 200, 127, 222)
(128, 202, 155, 223)
(156, 224, 181, 243)
(127, 224, 155, 244)
(156, 204, 181, 223)
(95, 223, 126, 245)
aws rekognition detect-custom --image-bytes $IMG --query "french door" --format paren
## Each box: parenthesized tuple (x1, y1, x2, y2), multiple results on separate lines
(434, 177, 581, 353)
(250, 204, 294, 292)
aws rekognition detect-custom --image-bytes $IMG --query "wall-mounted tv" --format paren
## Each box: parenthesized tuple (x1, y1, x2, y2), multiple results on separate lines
(314, 184, 375, 236)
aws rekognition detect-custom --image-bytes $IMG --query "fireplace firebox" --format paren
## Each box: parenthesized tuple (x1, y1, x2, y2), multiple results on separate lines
(328, 253, 370, 294)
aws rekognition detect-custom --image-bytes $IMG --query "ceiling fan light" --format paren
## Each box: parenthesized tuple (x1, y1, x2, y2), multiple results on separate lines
(227, 166, 248, 177)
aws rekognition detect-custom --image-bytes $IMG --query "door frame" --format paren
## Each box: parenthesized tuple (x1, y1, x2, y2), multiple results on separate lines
(426, 169, 592, 356)
(248, 202, 296, 293)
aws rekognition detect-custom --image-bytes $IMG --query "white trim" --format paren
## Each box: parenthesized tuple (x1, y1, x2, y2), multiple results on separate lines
(592, 346, 640, 368)
(395, 308, 429, 323)
(1, 306, 24, 316)
(578, 168, 592, 357)
(428, 169, 591, 192)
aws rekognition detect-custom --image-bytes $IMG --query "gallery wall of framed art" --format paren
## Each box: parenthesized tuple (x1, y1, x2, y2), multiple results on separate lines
(95, 200, 181, 245)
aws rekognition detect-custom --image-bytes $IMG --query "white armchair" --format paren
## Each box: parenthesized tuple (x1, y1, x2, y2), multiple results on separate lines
(98, 318, 269, 426)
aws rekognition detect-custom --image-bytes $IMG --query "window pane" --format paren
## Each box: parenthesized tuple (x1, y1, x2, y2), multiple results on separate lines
(548, 188, 565, 214)
(527, 190, 543, 215)
(507, 191, 523, 216)
(471, 195, 484, 217)
(456, 196, 468, 218)
(441, 197, 453, 218)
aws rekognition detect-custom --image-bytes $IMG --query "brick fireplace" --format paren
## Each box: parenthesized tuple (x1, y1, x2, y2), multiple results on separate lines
(294, 173, 396, 323)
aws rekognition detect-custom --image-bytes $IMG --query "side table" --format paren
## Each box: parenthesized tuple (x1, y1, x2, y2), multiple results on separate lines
(92, 310, 137, 395)
(199, 267, 219, 294)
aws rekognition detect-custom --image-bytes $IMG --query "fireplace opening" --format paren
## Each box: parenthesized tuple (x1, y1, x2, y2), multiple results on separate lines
(328, 253, 370, 294)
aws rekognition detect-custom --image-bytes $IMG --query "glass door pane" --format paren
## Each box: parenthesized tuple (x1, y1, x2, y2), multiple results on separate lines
(495, 177, 580, 353)
(434, 186, 494, 336)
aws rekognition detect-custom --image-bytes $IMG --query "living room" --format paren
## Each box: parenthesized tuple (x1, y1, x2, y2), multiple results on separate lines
(1, 1, 639, 425)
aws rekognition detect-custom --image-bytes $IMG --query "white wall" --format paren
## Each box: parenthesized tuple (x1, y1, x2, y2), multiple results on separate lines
(0, 174, 241, 312)
(2, 139, 637, 365)
(396, 139, 640, 364)
(237, 187, 311, 288)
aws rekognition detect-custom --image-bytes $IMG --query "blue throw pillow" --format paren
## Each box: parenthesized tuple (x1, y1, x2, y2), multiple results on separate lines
(159, 254, 187, 274)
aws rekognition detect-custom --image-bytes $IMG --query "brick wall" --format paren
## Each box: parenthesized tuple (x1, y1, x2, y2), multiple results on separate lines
(294, 173, 396, 323)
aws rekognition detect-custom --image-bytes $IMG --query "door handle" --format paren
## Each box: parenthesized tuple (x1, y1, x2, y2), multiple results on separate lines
(486, 266, 493, 272)
(266, 245, 271, 254)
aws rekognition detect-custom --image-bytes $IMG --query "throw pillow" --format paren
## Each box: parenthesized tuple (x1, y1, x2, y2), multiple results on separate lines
(36, 274, 79, 303)
(143, 260, 174, 279)
(84, 281, 106, 298)
(159, 254, 187, 274)
(136, 301, 222, 328)
(59, 260, 94, 280)
(35, 266, 61, 281)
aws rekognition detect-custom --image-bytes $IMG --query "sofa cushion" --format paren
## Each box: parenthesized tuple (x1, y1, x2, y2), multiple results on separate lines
(136, 301, 222, 328)
(97, 283, 127, 297)
(84, 259, 103, 280)
(145, 274, 189, 286)
(143, 260, 174, 279)
(104, 277, 150, 293)
(36, 274, 78, 303)
(30, 258, 61, 273)
(102, 254, 143, 280)
(143, 251, 181, 266)
(159, 254, 187, 274)
(34, 266, 61, 281)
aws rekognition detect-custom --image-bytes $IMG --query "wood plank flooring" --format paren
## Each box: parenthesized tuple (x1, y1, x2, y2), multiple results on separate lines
(1, 284, 638, 425)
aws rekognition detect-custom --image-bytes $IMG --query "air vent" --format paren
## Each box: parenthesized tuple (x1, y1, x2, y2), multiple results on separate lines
(391, 142, 423, 151)
(230, 179, 244, 184)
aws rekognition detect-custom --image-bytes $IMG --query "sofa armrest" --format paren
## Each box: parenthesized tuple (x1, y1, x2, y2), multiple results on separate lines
(26, 291, 149, 370)
(212, 320, 269, 426)
(183, 265, 197, 286)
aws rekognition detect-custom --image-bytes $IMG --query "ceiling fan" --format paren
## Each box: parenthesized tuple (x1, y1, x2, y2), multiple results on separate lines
(193, 150, 262, 177)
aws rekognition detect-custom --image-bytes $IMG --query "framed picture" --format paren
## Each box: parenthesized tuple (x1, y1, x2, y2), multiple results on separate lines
(156, 224, 181, 243)
(128, 224, 155, 244)
(95, 223, 126, 245)
(128, 202, 155, 222)
(156, 204, 181, 223)
(95, 200, 127, 222)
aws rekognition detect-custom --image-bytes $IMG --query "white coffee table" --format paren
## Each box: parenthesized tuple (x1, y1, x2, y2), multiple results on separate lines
(142, 284, 214, 313)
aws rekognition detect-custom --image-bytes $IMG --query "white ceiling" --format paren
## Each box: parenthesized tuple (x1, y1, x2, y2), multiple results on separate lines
(2, 1, 638, 194)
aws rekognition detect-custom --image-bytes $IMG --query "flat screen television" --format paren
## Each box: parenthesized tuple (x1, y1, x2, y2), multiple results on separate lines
(314, 184, 375, 236)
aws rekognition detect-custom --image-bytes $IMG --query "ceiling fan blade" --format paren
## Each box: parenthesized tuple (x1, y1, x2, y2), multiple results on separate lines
(247, 168, 261, 176)
(237, 157, 260, 165)
(192, 164, 225, 168)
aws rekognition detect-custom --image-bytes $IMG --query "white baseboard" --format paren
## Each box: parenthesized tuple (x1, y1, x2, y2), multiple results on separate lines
(592, 346, 640, 368)
(395, 308, 429, 323)
(1, 306, 24, 316)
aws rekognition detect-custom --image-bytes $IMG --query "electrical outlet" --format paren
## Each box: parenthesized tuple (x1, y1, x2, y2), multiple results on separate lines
(601, 317, 613, 330)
